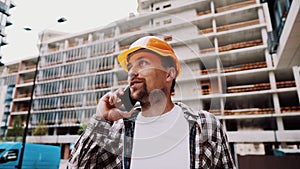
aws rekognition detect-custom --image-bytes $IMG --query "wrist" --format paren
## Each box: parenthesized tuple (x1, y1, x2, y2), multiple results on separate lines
(93, 114, 113, 124)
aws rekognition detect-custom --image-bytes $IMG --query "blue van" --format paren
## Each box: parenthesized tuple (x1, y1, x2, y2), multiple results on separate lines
(0, 142, 60, 169)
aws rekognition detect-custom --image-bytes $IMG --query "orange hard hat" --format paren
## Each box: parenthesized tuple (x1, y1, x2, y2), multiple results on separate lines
(117, 36, 181, 77)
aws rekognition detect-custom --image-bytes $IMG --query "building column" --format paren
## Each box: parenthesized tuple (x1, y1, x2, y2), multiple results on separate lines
(63, 144, 70, 159)
(262, 2, 279, 66)
(53, 127, 57, 135)
(269, 71, 284, 130)
(293, 66, 300, 104)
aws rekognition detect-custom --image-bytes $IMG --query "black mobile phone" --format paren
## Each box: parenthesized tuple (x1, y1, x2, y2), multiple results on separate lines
(119, 86, 137, 111)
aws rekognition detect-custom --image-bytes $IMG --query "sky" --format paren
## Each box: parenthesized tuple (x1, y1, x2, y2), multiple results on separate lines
(1, 0, 138, 64)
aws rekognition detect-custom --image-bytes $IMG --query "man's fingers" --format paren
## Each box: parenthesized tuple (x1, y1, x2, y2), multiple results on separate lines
(107, 89, 125, 105)
(96, 88, 131, 121)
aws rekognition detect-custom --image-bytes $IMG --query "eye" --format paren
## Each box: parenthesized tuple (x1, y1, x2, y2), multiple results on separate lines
(138, 60, 148, 67)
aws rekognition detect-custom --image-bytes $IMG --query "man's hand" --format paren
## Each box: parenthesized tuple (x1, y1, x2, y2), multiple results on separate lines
(95, 89, 134, 121)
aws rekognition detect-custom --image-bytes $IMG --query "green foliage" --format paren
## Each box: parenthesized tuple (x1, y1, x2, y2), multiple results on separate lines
(6, 116, 24, 141)
(77, 123, 87, 135)
(33, 119, 48, 136)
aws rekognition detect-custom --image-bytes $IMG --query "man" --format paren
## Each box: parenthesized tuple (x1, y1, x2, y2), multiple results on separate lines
(67, 36, 236, 169)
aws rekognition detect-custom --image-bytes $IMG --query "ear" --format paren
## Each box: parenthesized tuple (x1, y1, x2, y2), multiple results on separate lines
(166, 67, 176, 82)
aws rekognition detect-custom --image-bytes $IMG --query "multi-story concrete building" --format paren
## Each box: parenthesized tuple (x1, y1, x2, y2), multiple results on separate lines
(1, 0, 299, 162)
(0, 0, 14, 65)
(0, 0, 15, 127)
(0, 56, 36, 138)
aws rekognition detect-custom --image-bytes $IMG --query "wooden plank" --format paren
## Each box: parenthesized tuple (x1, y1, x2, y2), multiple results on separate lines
(200, 68, 217, 74)
(199, 27, 213, 34)
(26, 65, 36, 70)
(217, 19, 259, 32)
(197, 10, 211, 16)
(219, 39, 263, 52)
(200, 48, 215, 54)
(276, 81, 296, 88)
(222, 61, 266, 73)
(224, 107, 275, 115)
(216, 0, 256, 13)
(281, 106, 300, 113)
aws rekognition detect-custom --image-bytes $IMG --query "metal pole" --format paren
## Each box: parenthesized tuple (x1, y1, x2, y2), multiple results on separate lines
(17, 17, 66, 169)
(17, 31, 44, 169)
(233, 143, 239, 169)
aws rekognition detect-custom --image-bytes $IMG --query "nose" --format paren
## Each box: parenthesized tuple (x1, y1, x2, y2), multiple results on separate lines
(128, 65, 139, 80)
(128, 70, 138, 81)
(127, 60, 140, 81)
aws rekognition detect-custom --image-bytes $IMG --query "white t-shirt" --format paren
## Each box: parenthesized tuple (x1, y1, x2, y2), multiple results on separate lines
(130, 105, 190, 169)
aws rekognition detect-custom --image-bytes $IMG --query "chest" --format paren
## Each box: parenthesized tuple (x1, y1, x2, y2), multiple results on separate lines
(130, 111, 190, 169)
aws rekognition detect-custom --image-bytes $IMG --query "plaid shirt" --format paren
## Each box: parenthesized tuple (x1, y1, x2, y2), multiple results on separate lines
(67, 102, 236, 169)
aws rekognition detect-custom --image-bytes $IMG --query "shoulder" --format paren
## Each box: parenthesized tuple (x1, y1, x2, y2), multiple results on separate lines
(175, 102, 221, 125)
(198, 110, 221, 127)
(176, 102, 224, 140)
(197, 110, 226, 143)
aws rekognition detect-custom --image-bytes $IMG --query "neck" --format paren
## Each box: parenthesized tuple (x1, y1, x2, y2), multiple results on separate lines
(141, 96, 174, 117)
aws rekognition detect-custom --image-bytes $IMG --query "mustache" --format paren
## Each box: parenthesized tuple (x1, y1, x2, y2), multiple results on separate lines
(128, 72, 137, 80)
(129, 77, 145, 86)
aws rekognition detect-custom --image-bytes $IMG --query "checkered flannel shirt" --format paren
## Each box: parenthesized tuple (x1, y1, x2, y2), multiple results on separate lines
(67, 102, 236, 169)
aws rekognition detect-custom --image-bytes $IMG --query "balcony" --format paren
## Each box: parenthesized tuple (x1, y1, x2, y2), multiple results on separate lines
(217, 19, 260, 32)
(66, 55, 84, 62)
(12, 107, 29, 113)
(219, 39, 263, 52)
(215, 0, 256, 13)
(197, 61, 267, 76)
(8, 68, 18, 73)
(224, 107, 275, 116)
(196, 10, 211, 17)
(281, 106, 300, 113)
(25, 64, 36, 70)
(225, 80, 295, 93)
(23, 78, 34, 83)
(17, 93, 31, 98)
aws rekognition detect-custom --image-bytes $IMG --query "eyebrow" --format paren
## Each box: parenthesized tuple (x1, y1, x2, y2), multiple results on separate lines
(135, 56, 146, 61)
(127, 56, 147, 68)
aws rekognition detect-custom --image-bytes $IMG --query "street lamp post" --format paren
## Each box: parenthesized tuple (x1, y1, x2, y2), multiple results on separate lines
(17, 17, 67, 169)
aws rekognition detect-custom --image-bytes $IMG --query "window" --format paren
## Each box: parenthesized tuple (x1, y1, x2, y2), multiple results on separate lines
(0, 149, 18, 163)
(163, 4, 171, 9)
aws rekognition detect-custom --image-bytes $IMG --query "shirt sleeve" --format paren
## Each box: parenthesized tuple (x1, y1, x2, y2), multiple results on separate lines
(197, 111, 236, 169)
(219, 127, 236, 169)
(66, 115, 123, 168)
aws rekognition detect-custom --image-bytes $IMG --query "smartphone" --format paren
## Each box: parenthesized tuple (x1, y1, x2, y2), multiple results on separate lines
(119, 86, 137, 111)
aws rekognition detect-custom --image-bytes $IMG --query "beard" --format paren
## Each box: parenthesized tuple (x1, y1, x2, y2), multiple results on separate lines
(132, 82, 167, 108)
(131, 82, 149, 102)
(130, 75, 168, 108)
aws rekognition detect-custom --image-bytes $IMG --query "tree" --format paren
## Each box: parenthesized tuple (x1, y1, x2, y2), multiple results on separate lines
(33, 119, 48, 136)
(6, 116, 24, 141)
(77, 123, 87, 135)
